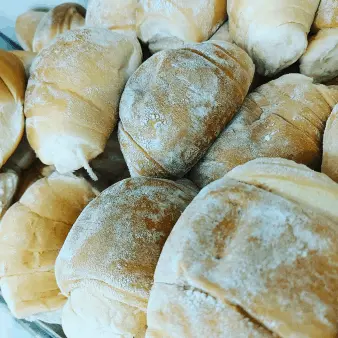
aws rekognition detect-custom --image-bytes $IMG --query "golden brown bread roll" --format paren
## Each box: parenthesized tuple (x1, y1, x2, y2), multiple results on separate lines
(137, 0, 227, 53)
(0, 50, 26, 170)
(9, 51, 37, 78)
(55, 177, 197, 338)
(32, 3, 86, 53)
(190, 74, 338, 187)
(25, 28, 142, 178)
(0, 174, 96, 322)
(119, 41, 254, 179)
(147, 158, 338, 338)
(15, 10, 46, 51)
(228, 0, 320, 76)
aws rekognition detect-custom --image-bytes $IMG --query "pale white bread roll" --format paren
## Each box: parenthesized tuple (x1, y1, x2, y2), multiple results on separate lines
(0, 50, 26, 170)
(228, 0, 320, 76)
(9, 51, 37, 78)
(147, 160, 338, 337)
(190, 74, 338, 187)
(119, 41, 254, 179)
(86, 0, 139, 32)
(0, 174, 96, 321)
(32, 3, 86, 53)
(55, 177, 198, 338)
(322, 104, 338, 181)
(137, 0, 227, 54)
(209, 21, 232, 44)
(0, 170, 19, 219)
(25, 28, 142, 178)
(15, 10, 46, 51)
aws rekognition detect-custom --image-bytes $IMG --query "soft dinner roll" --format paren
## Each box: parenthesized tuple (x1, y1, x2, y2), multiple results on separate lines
(32, 3, 86, 53)
(25, 28, 142, 178)
(15, 10, 46, 51)
(147, 158, 338, 338)
(190, 74, 338, 187)
(119, 41, 254, 179)
(0, 170, 19, 219)
(322, 104, 338, 181)
(0, 174, 96, 322)
(228, 0, 320, 76)
(86, 0, 139, 33)
(9, 51, 37, 78)
(137, 0, 227, 53)
(300, 0, 338, 82)
(0, 50, 26, 170)
(55, 177, 197, 338)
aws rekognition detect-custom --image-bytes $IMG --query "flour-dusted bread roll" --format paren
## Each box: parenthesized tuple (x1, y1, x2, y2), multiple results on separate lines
(0, 170, 19, 219)
(15, 10, 46, 51)
(138, 0, 227, 53)
(300, 0, 338, 82)
(0, 174, 96, 322)
(147, 158, 338, 338)
(9, 51, 37, 78)
(0, 50, 26, 170)
(119, 41, 254, 179)
(25, 28, 142, 179)
(190, 74, 338, 187)
(32, 3, 86, 53)
(55, 177, 197, 338)
(228, 0, 320, 76)
(322, 104, 338, 181)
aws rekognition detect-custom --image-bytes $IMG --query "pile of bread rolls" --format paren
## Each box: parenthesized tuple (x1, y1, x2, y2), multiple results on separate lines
(0, 0, 337, 337)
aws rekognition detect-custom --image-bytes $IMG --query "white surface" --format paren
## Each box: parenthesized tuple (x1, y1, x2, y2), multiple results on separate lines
(0, 0, 88, 42)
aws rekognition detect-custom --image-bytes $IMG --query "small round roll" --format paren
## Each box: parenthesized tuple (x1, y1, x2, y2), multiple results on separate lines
(119, 41, 254, 179)
(25, 28, 142, 178)
(0, 50, 26, 170)
(137, 0, 227, 53)
(0, 174, 96, 322)
(147, 158, 338, 338)
(55, 177, 197, 338)
(32, 3, 86, 53)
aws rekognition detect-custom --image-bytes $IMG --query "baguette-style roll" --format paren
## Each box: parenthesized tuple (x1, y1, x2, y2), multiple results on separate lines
(55, 177, 197, 338)
(190, 74, 338, 187)
(25, 28, 142, 178)
(32, 3, 86, 53)
(9, 51, 36, 78)
(228, 0, 320, 76)
(0, 50, 26, 170)
(119, 41, 254, 179)
(137, 0, 227, 53)
(300, 0, 338, 82)
(0, 174, 96, 321)
(147, 158, 338, 338)
(15, 10, 46, 51)
(0, 170, 19, 219)
(322, 104, 338, 181)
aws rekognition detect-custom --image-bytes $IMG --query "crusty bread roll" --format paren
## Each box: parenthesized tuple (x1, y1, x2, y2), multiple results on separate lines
(137, 0, 227, 53)
(228, 0, 320, 76)
(55, 177, 197, 338)
(300, 0, 338, 82)
(0, 50, 26, 170)
(119, 41, 254, 179)
(25, 28, 142, 178)
(9, 51, 36, 78)
(15, 10, 46, 51)
(147, 158, 338, 338)
(0, 174, 96, 322)
(32, 3, 86, 53)
(322, 104, 338, 181)
(190, 74, 338, 187)
(209, 21, 232, 44)
(0, 170, 19, 219)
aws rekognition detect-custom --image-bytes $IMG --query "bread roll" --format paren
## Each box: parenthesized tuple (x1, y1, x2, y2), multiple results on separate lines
(9, 51, 36, 78)
(147, 158, 338, 338)
(119, 41, 254, 179)
(300, 0, 338, 82)
(32, 3, 86, 53)
(322, 104, 338, 181)
(0, 170, 19, 219)
(228, 0, 320, 76)
(55, 177, 197, 338)
(209, 21, 232, 44)
(25, 28, 142, 178)
(0, 174, 96, 321)
(190, 74, 338, 187)
(15, 10, 46, 51)
(138, 0, 227, 53)
(0, 50, 26, 170)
